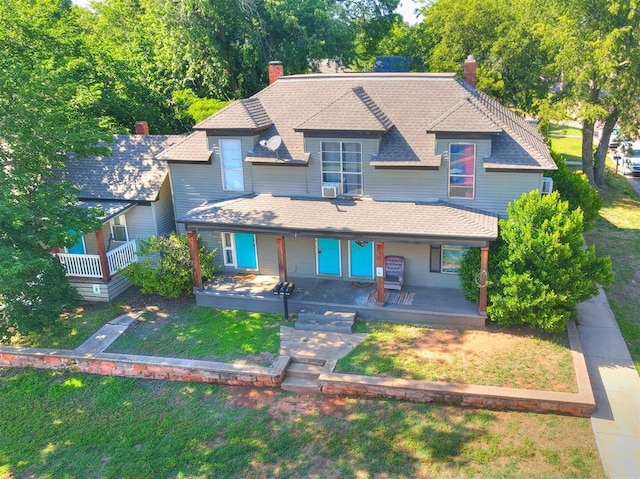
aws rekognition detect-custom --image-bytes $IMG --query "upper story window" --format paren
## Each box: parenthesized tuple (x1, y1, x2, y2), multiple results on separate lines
(110, 214, 128, 242)
(448, 143, 475, 199)
(219, 139, 244, 191)
(321, 141, 362, 196)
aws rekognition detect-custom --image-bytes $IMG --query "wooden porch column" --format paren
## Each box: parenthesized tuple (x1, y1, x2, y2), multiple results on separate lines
(187, 230, 203, 289)
(276, 236, 287, 282)
(375, 242, 385, 304)
(479, 246, 489, 315)
(95, 228, 111, 281)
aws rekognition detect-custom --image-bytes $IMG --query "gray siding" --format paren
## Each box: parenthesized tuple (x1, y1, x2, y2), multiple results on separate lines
(69, 274, 132, 302)
(152, 177, 176, 236)
(126, 205, 155, 241)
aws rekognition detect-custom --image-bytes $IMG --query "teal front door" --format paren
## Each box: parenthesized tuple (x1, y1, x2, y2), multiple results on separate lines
(317, 238, 341, 275)
(235, 233, 257, 269)
(67, 234, 85, 254)
(349, 240, 373, 278)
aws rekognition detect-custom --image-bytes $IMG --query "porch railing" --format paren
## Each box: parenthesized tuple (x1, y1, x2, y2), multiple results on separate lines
(56, 240, 137, 278)
(107, 240, 137, 275)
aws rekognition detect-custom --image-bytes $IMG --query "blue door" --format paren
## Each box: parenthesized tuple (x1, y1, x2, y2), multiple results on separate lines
(349, 240, 373, 278)
(235, 233, 257, 269)
(67, 233, 85, 254)
(317, 238, 341, 275)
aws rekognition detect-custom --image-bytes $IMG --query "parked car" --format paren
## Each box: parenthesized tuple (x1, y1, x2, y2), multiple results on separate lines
(609, 127, 622, 148)
(615, 140, 640, 176)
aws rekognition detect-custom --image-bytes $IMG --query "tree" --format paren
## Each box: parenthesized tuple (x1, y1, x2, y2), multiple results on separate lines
(0, 0, 108, 340)
(539, 0, 640, 188)
(122, 233, 217, 298)
(460, 191, 613, 332)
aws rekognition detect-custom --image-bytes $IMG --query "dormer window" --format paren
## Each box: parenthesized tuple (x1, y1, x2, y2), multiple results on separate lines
(220, 139, 244, 191)
(448, 143, 475, 199)
(321, 141, 362, 196)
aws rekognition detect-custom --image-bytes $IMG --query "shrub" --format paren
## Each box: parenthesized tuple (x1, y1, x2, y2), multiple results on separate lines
(122, 233, 217, 298)
(548, 152, 602, 231)
(461, 191, 613, 332)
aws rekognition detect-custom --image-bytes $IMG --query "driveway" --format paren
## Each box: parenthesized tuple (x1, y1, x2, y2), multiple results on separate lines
(627, 175, 640, 195)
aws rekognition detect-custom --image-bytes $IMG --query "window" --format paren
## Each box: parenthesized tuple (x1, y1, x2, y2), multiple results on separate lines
(220, 139, 244, 191)
(110, 215, 128, 242)
(222, 232, 235, 266)
(430, 245, 468, 274)
(321, 141, 362, 196)
(441, 246, 467, 274)
(448, 143, 475, 198)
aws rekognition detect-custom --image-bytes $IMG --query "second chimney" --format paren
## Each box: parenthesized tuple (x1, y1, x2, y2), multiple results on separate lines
(135, 121, 150, 135)
(464, 55, 477, 88)
(268, 61, 284, 85)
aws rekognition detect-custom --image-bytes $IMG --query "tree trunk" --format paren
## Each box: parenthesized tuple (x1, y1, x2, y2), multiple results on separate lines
(594, 109, 619, 188)
(582, 120, 596, 186)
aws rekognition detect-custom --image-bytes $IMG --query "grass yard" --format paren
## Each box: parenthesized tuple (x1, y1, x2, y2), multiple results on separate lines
(337, 323, 577, 392)
(107, 306, 284, 366)
(547, 124, 583, 163)
(0, 368, 605, 479)
(584, 171, 640, 372)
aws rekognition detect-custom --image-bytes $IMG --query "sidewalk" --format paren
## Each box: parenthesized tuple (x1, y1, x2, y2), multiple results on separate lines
(577, 288, 640, 479)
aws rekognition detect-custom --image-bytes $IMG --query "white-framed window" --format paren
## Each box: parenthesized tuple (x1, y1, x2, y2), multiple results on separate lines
(321, 141, 363, 196)
(110, 215, 128, 242)
(430, 245, 468, 274)
(448, 143, 476, 199)
(222, 232, 236, 266)
(219, 139, 244, 191)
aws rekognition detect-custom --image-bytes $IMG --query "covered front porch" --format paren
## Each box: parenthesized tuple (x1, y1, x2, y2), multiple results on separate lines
(195, 274, 485, 328)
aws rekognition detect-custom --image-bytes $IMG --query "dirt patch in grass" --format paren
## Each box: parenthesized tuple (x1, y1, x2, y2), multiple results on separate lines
(337, 324, 577, 392)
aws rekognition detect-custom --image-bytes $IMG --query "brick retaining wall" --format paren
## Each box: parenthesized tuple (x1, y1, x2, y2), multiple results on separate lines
(0, 348, 290, 388)
(318, 322, 596, 417)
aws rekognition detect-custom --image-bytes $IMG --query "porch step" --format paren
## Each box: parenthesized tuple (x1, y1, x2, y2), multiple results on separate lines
(295, 310, 356, 333)
(281, 360, 324, 394)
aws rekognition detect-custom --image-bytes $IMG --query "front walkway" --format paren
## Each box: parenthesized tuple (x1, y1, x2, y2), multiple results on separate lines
(196, 274, 485, 328)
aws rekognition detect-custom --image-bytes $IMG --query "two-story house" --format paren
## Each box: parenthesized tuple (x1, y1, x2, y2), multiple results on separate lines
(160, 60, 556, 326)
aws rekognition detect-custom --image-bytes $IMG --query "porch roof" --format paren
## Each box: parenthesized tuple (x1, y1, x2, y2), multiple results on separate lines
(178, 194, 498, 245)
(77, 200, 137, 223)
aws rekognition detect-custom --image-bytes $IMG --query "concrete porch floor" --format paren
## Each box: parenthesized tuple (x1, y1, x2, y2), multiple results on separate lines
(195, 274, 485, 328)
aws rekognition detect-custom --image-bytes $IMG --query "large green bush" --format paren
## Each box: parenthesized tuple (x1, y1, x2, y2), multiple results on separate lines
(122, 233, 217, 298)
(548, 152, 602, 231)
(460, 191, 613, 332)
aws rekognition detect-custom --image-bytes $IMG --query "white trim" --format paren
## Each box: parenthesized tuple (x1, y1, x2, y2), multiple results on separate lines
(448, 143, 476, 199)
(315, 238, 342, 276)
(109, 214, 129, 242)
(219, 138, 244, 192)
(320, 141, 363, 197)
(221, 232, 236, 267)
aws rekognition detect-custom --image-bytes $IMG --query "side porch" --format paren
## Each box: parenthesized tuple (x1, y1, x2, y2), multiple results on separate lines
(195, 274, 485, 328)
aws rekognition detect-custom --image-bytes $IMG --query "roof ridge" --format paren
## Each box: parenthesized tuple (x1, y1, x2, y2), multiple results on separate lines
(351, 86, 393, 130)
(470, 92, 553, 166)
(426, 97, 502, 133)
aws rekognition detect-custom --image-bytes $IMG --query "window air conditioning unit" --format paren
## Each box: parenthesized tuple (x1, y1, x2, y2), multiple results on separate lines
(322, 182, 340, 198)
(541, 177, 553, 195)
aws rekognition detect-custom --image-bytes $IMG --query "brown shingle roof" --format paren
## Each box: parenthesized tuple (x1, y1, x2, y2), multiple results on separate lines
(179, 194, 498, 243)
(295, 86, 393, 134)
(427, 97, 502, 133)
(62, 135, 182, 201)
(157, 131, 211, 162)
(194, 98, 272, 132)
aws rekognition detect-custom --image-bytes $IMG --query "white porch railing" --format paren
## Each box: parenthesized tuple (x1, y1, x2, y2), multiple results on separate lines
(107, 240, 137, 275)
(56, 240, 137, 278)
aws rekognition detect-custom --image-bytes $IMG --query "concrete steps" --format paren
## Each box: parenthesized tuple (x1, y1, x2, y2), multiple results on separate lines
(295, 310, 356, 333)
(281, 360, 324, 394)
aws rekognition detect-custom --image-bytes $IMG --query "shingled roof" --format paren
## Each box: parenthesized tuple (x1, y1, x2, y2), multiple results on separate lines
(179, 194, 498, 244)
(188, 73, 554, 171)
(62, 135, 182, 201)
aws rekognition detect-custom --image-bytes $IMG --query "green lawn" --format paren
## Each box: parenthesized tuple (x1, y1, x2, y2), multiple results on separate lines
(548, 126, 583, 164)
(107, 307, 284, 366)
(584, 172, 640, 372)
(0, 368, 605, 479)
(336, 323, 577, 392)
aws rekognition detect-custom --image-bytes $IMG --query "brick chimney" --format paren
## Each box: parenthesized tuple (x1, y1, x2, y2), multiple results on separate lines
(464, 55, 477, 88)
(135, 121, 149, 135)
(268, 61, 284, 85)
